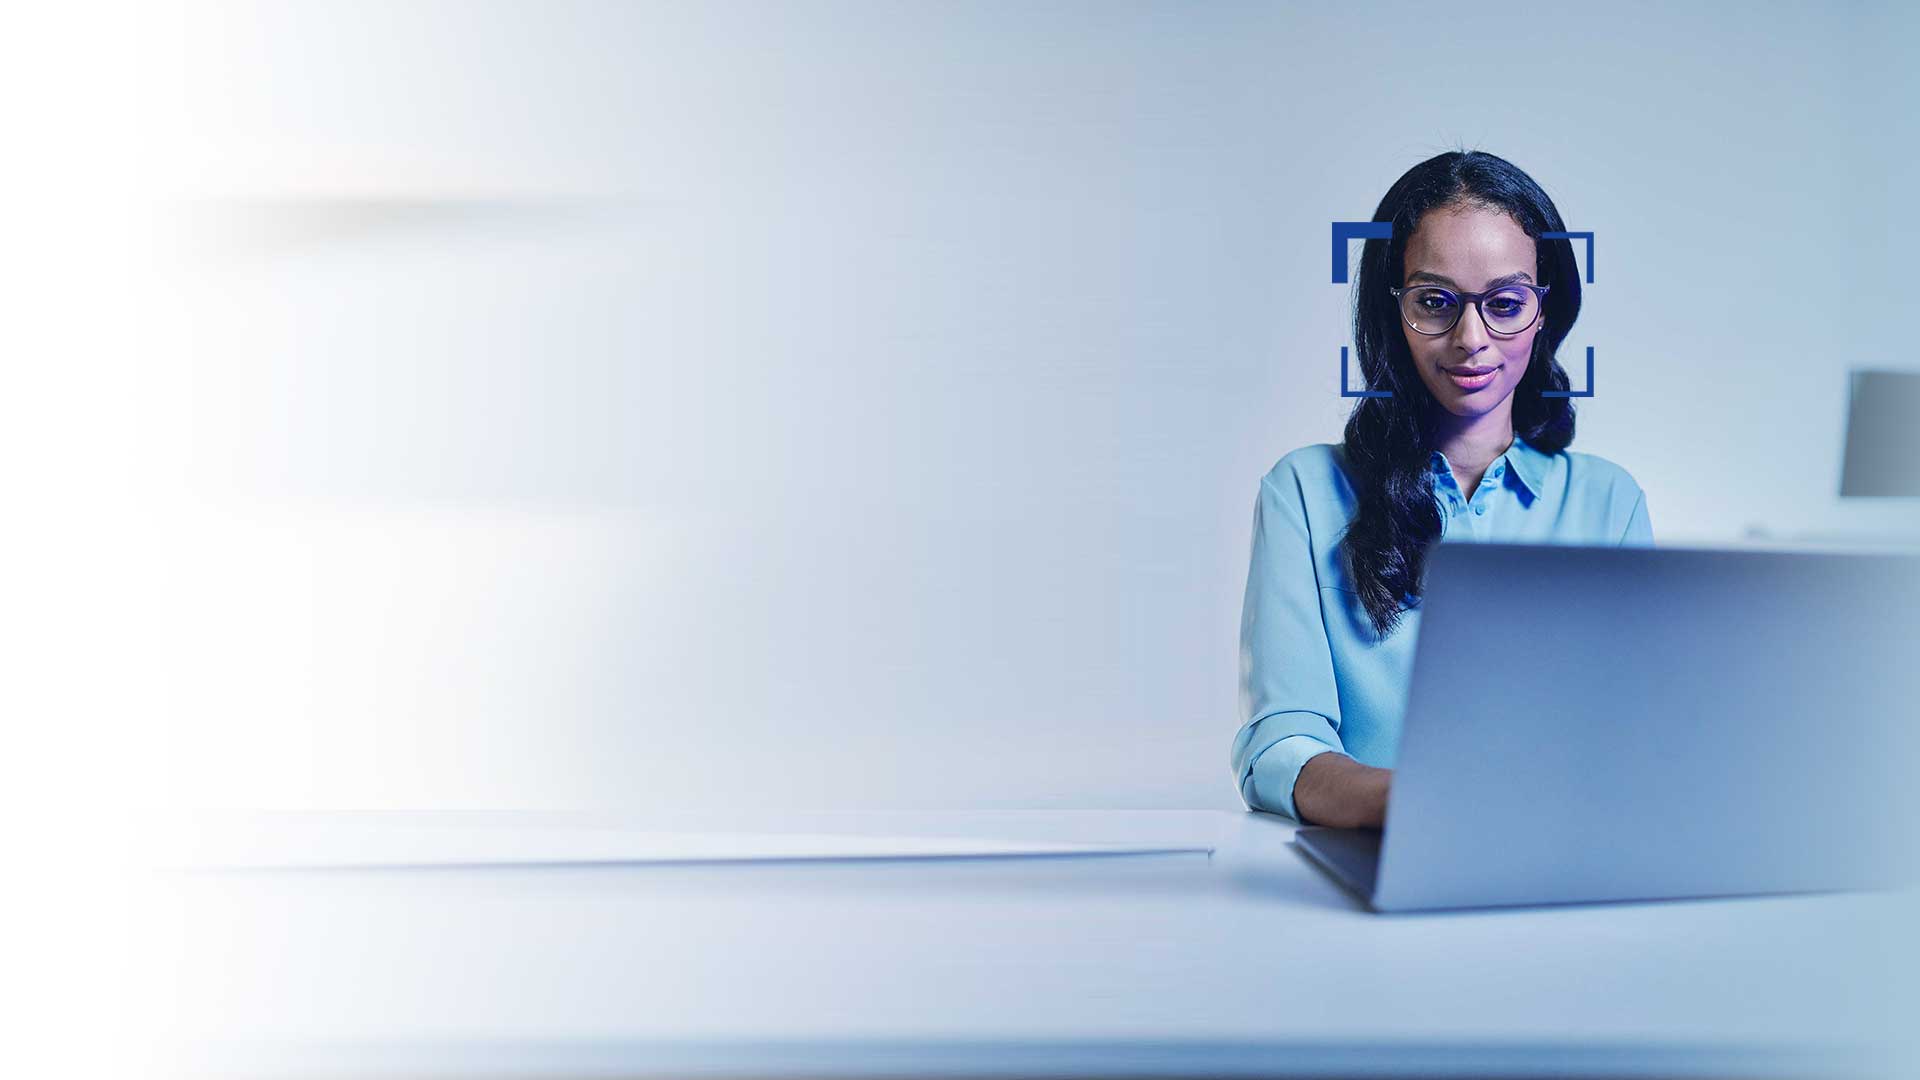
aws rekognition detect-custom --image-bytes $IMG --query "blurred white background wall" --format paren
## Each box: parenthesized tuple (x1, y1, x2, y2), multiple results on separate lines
(27, 0, 1917, 815)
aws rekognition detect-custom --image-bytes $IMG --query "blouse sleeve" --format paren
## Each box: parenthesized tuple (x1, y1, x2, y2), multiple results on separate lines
(1231, 463, 1349, 821)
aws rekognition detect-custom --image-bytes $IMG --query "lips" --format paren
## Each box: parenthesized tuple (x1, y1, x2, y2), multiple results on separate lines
(1445, 364, 1500, 391)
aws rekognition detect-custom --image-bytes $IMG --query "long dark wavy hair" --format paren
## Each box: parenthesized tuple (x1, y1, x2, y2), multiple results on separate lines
(1340, 150, 1583, 640)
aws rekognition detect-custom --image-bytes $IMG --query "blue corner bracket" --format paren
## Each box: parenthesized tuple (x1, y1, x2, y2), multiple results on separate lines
(1541, 231, 1595, 283)
(1541, 346, 1596, 398)
(1340, 346, 1392, 398)
(1330, 221, 1392, 284)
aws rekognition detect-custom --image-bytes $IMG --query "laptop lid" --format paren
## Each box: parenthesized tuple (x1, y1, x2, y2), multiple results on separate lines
(1293, 826, 1382, 905)
(1371, 542, 1920, 912)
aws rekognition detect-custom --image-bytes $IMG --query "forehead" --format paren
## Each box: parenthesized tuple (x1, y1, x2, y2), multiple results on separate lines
(1403, 204, 1534, 279)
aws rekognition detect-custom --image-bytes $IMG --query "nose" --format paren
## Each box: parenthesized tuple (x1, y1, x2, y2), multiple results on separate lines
(1452, 299, 1493, 354)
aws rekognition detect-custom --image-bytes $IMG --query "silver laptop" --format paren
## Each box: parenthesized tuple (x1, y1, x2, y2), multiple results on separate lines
(1294, 541, 1920, 912)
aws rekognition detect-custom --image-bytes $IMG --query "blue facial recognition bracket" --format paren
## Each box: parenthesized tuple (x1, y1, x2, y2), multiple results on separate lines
(1540, 346, 1596, 398)
(1340, 346, 1392, 398)
(1331, 221, 1393, 284)
(1333, 221, 1395, 396)
(1328, 221, 1598, 399)
(1541, 231, 1595, 283)
(1540, 232, 1595, 394)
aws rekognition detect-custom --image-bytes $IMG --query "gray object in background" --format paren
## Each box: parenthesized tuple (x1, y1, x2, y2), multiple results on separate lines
(1296, 541, 1920, 913)
(1841, 369, 1920, 496)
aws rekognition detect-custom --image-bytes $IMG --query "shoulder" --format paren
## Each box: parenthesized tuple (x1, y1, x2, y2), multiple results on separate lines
(1256, 444, 1357, 540)
(1261, 443, 1347, 493)
(1555, 447, 1650, 536)
(1560, 447, 1646, 498)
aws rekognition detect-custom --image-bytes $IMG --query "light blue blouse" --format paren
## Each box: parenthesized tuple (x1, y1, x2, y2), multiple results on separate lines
(1232, 433, 1654, 821)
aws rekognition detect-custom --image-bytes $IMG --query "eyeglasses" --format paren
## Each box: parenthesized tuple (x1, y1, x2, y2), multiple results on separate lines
(1388, 282, 1550, 337)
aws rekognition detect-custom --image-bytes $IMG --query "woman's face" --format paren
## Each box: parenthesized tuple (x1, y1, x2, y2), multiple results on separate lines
(1399, 203, 1542, 424)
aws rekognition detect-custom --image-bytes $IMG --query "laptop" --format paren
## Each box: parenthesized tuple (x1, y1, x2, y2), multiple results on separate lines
(1293, 540, 1920, 912)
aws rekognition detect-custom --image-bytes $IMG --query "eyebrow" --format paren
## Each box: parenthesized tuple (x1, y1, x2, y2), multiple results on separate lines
(1406, 270, 1535, 289)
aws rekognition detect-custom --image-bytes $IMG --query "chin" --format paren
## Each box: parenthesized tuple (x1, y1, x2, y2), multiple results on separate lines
(1434, 387, 1512, 417)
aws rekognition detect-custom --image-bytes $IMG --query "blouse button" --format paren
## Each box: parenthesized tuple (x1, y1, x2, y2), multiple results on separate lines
(1474, 505, 1486, 515)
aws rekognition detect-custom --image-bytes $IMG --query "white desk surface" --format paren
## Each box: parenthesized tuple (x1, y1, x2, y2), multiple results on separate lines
(158, 809, 1920, 1079)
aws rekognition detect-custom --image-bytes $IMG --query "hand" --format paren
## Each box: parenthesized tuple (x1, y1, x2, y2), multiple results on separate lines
(1293, 752, 1392, 829)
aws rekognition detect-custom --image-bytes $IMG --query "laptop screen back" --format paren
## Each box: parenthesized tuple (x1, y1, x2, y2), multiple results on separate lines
(1372, 542, 1920, 912)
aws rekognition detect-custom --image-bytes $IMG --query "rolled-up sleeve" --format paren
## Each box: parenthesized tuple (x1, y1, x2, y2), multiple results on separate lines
(1231, 465, 1347, 821)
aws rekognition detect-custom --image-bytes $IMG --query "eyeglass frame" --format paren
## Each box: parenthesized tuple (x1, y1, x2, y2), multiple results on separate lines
(1387, 282, 1551, 337)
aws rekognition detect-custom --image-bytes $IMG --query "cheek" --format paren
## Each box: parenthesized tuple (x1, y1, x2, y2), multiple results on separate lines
(1502, 330, 1537, 369)
(1403, 325, 1441, 362)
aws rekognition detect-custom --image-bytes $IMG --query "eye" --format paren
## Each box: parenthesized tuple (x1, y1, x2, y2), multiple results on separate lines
(1485, 297, 1523, 316)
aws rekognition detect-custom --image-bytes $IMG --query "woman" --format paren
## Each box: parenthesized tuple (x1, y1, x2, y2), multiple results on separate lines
(1231, 150, 1653, 828)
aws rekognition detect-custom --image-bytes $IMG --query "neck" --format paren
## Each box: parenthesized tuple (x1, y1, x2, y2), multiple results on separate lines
(1431, 406, 1515, 477)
